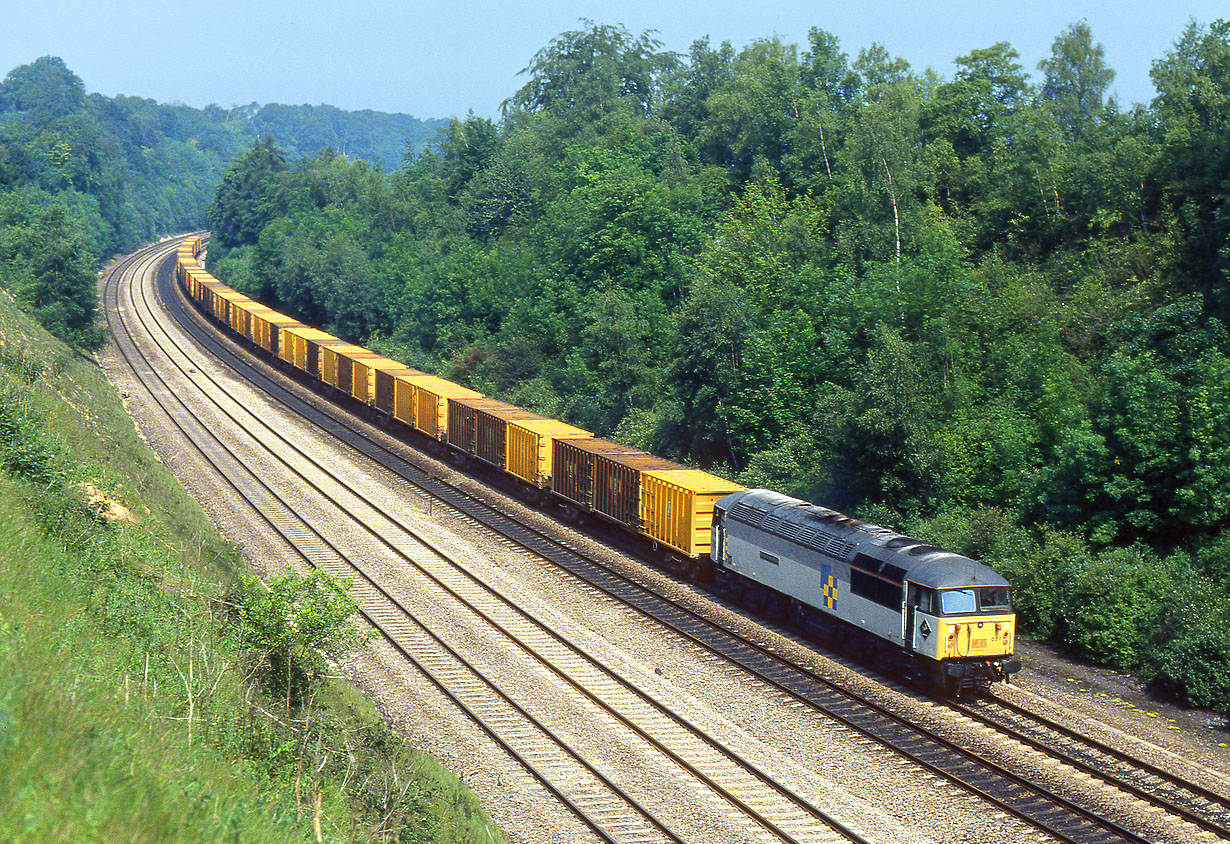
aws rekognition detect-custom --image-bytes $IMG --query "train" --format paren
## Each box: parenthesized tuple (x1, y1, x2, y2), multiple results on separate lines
(174, 235, 1020, 695)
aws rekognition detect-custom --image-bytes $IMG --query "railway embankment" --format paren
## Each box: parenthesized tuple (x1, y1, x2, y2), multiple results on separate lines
(0, 282, 502, 843)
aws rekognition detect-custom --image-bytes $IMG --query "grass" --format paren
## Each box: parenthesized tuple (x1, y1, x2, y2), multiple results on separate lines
(0, 286, 504, 843)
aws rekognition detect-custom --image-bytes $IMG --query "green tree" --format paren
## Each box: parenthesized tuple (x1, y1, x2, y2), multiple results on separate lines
(207, 135, 288, 249)
(567, 286, 662, 432)
(1038, 20, 1115, 143)
(0, 56, 87, 118)
(666, 276, 755, 467)
(229, 568, 369, 715)
(923, 42, 1028, 213)
(837, 64, 924, 266)
(435, 112, 502, 201)
(1037, 296, 1230, 546)
(0, 188, 103, 348)
(695, 37, 801, 179)
(1145, 580, 1230, 709)
(783, 28, 859, 191)
(1149, 19, 1230, 302)
(503, 21, 678, 129)
(659, 37, 735, 142)
(835, 324, 939, 513)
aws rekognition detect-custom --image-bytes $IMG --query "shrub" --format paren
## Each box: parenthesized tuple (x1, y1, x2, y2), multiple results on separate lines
(1064, 546, 1174, 670)
(1144, 582, 1230, 711)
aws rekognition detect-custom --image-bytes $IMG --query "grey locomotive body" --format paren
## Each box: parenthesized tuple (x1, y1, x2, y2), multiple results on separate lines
(711, 488, 1020, 692)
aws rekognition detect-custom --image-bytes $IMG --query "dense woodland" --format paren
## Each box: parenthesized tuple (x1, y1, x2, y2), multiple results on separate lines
(204, 20, 1230, 711)
(0, 55, 442, 347)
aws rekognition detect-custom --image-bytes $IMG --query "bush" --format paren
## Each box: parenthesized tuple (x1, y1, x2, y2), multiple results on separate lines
(1144, 582, 1230, 711)
(1064, 546, 1174, 670)
(228, 569, 370, 714)
(1196, 533, 1230, 588)
(997, 527, 1088, 640)
(0, 386, 65, 484)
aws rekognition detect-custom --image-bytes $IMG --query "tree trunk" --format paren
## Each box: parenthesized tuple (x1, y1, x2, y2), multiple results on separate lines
(882, 156, 902, 268)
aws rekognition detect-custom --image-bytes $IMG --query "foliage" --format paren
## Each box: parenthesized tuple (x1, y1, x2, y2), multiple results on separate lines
(0, 187, 104, 347)
(1063, 546, 1172, 669)
(504, 20, 679, 129)
(229, 568, 370, 712)
(1144, 581, 1230, 709)
(208, 135, 288, 249)
(202, 18, 1230, 712)
(248, 102, 445, 172)
(0, 55, 447, 351)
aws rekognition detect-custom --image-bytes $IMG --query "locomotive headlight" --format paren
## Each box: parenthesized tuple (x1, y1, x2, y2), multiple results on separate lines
(977, 621, 984, 628)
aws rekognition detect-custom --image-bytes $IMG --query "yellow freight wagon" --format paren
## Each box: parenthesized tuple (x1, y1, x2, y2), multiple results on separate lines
(182, 268, 199, 301)
(191, 270, 214, 305)
(246, 306, 301, 355)
(392, 374, 418, 428)
(206, 284, 244, 326)
(279, 325, 339, 376)
(507, 419, 592, 488)
(372, 363, 426, 417)
(640, 469, 745, 559)
(447, 397, 526, 465)
(230, 296, 256, 338)
(320, 343, 370, 394)
(205, 286, 226, 322)
(406, 376, 483, 441)
(351, 355, 415, 407)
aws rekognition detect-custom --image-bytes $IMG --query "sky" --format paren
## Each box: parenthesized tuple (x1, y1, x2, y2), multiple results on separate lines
(1, 1, 1225, 121)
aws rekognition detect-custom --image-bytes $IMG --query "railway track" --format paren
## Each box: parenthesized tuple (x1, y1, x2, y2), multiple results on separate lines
(104, 237, 878, 844)
(953, 693, 1230, 839)
(104, 234, 1225, 844)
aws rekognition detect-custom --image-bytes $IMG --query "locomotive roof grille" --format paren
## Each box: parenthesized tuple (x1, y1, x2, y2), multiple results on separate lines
(729, 500, 856, 561)
(729, 501, 767, 525)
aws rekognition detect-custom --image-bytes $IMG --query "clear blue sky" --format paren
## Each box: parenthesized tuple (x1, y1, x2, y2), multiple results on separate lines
(1, 1, 1224, 120)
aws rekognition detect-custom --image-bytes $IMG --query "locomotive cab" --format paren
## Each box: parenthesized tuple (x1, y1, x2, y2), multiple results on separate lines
(905, 566, 1020, 689)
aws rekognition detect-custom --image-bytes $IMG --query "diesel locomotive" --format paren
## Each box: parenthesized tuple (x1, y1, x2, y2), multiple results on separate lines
(712, 489, 1019, 694)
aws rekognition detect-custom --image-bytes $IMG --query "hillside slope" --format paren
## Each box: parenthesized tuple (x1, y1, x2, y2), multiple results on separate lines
(0, 274, 502, 843)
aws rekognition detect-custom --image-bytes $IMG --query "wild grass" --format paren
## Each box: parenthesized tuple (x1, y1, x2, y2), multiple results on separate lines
(0, 287, 503, 843)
